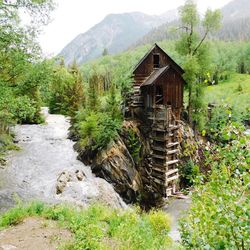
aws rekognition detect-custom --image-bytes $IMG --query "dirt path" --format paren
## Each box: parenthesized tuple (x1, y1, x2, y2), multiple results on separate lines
(0, 108, 125, 212)
(0, 217, 72, 250)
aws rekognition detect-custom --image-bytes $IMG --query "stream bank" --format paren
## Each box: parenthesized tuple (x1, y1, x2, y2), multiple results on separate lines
(0, 108, 126, 213)
(0, 108, 191, 242)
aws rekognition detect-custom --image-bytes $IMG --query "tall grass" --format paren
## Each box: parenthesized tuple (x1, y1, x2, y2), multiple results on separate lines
(205, 73, 250, 118)
(0, 202, 178, 250)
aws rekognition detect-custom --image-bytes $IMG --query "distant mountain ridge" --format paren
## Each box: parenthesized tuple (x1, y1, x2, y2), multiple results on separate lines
(59, 0, 250, 65)
(221, 0, 250, 21)
(59, 11, 178, 65)
(135, 0, 250, 46)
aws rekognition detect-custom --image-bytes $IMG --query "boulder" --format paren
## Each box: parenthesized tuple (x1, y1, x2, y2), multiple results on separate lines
(56, 171, 71, 194)
(75, 170, 85, 181)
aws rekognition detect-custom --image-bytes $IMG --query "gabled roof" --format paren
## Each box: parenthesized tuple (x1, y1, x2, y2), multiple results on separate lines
(141, 66, 170, 87)
(132, 43, 184, 75)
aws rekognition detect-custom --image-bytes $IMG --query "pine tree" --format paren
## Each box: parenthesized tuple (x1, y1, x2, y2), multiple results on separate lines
(68, 60, 85, 115)
(102, 48, 109, 56)
(87, 73, 100, 111)
(106, 83, 121, 120)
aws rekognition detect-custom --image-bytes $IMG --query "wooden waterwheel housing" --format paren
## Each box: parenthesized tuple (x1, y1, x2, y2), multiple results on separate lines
(129, 43, 186, 198)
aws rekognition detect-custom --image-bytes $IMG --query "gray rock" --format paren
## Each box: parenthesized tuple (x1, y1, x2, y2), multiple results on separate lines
(56, 171, 71, 194)
(75, 170, 85, 181)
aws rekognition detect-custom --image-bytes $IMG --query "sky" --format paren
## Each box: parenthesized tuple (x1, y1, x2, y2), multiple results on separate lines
(38, 0, 232, 56)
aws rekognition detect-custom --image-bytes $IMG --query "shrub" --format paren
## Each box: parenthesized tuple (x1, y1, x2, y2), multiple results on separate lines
(11, 96, 38, 124)
(180, 137, 250, 249)
(179, 160, 200, 187)
(78, 111, 122, 151)
(206, 105, 245, 143)
(236, 83, 243, 92)
(49, 64, 85, 116)
(126, 128, 141, 164)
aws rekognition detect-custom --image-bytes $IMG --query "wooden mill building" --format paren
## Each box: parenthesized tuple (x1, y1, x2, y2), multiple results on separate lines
(129, 43, 185, 198)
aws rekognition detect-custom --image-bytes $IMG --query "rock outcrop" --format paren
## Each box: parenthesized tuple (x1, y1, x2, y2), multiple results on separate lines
(56, 169, 127, 209)
(76, 128, 142, 203)
(74, 119, 205, 208)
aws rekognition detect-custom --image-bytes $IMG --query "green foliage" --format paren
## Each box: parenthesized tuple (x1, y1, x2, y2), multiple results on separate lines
(78, 111, 121, 151)
(205, 73, 250, 124)
(126, 128, 141, 164)
(105, 83, 122, 120)
(236, 83, 243, 92)
(0, 84, 42, 124)
(180, 137, 250, 249)
(87, 72, 101, 111)
(0, 0, 55, 159)
(176, 0, 221, 128)
(206, 105, 246, 143)
(49, 62, 85, 116)
(10, 96, 38, 124)
(0, 202, 174, 250)
(179, 160, 200, 187)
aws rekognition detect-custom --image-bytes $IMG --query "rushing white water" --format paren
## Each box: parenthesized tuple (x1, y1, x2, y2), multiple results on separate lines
(0, 108, 126, 212)
(0, 107, 190, 243)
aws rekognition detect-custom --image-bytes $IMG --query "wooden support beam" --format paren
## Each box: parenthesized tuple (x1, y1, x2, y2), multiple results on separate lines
(151, 146, 166, 152)
(151, 166, 166, 173)
(152, 177, 165, 185)
(152, 154, 166, 160)
(166, 168, 178, 176)
(167, 149, 179, 155)
(166, 174, 179, 182)
(166, 159, 179, 165)
(167, 142, 179, 148)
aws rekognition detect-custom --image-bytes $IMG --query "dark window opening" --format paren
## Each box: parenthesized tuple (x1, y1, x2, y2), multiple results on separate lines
(153, 54, 160, 68)
(155, 86, 163, 104)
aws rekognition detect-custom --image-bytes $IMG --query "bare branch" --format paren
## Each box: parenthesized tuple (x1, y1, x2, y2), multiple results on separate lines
(193, 29, 209, 55)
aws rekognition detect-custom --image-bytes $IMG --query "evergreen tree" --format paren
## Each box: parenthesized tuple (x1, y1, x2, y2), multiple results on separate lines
(102, 48, 109, 56)
(106, 83, 121, 120)
(87, 73, 100, 111)
(68, 60, 85, 115)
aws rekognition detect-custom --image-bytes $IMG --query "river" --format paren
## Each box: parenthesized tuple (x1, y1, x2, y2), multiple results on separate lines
(0, 108, 190, 241)
(0, 108, 125, 212)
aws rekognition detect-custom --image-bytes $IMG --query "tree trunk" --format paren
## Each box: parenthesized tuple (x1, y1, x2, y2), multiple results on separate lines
(188, 87, 193, 125)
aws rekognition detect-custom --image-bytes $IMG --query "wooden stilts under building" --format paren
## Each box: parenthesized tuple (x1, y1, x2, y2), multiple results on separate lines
(128, 43, 186, 198)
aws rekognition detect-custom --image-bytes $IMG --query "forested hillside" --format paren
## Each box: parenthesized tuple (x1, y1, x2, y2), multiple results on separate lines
(0, 0, 249, 249)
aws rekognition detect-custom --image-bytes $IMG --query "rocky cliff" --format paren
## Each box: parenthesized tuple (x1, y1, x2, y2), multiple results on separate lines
(74, 120, 206, 208)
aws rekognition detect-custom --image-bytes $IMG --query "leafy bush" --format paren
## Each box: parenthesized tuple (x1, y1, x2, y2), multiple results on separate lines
(206, 105, 245, 143)
(180, 137, 250, 249)
(126, 128, 141, 164)
(179, 160, 200, 187)
(0, 202, 175, 250)
(11, 96, 38, 124)
(78, 111, 122, 150)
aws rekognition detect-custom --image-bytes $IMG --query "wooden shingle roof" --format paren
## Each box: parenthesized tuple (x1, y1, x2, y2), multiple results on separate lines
(141, 66, 170, 87)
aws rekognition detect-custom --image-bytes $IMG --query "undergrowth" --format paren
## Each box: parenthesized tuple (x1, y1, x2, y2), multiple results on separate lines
(0, 202, 178, 250)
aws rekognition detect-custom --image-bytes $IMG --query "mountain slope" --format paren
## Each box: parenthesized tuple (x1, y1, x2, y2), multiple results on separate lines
(221, 0, 250, 22)
(134, 0, 250, 46)
(59, 11, 177, 65)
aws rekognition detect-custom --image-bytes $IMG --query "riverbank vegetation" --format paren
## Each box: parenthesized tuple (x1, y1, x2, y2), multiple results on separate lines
(0, 0, 55, 162)
(180, 134, 250, 249)
(0, 201, 177, 250)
